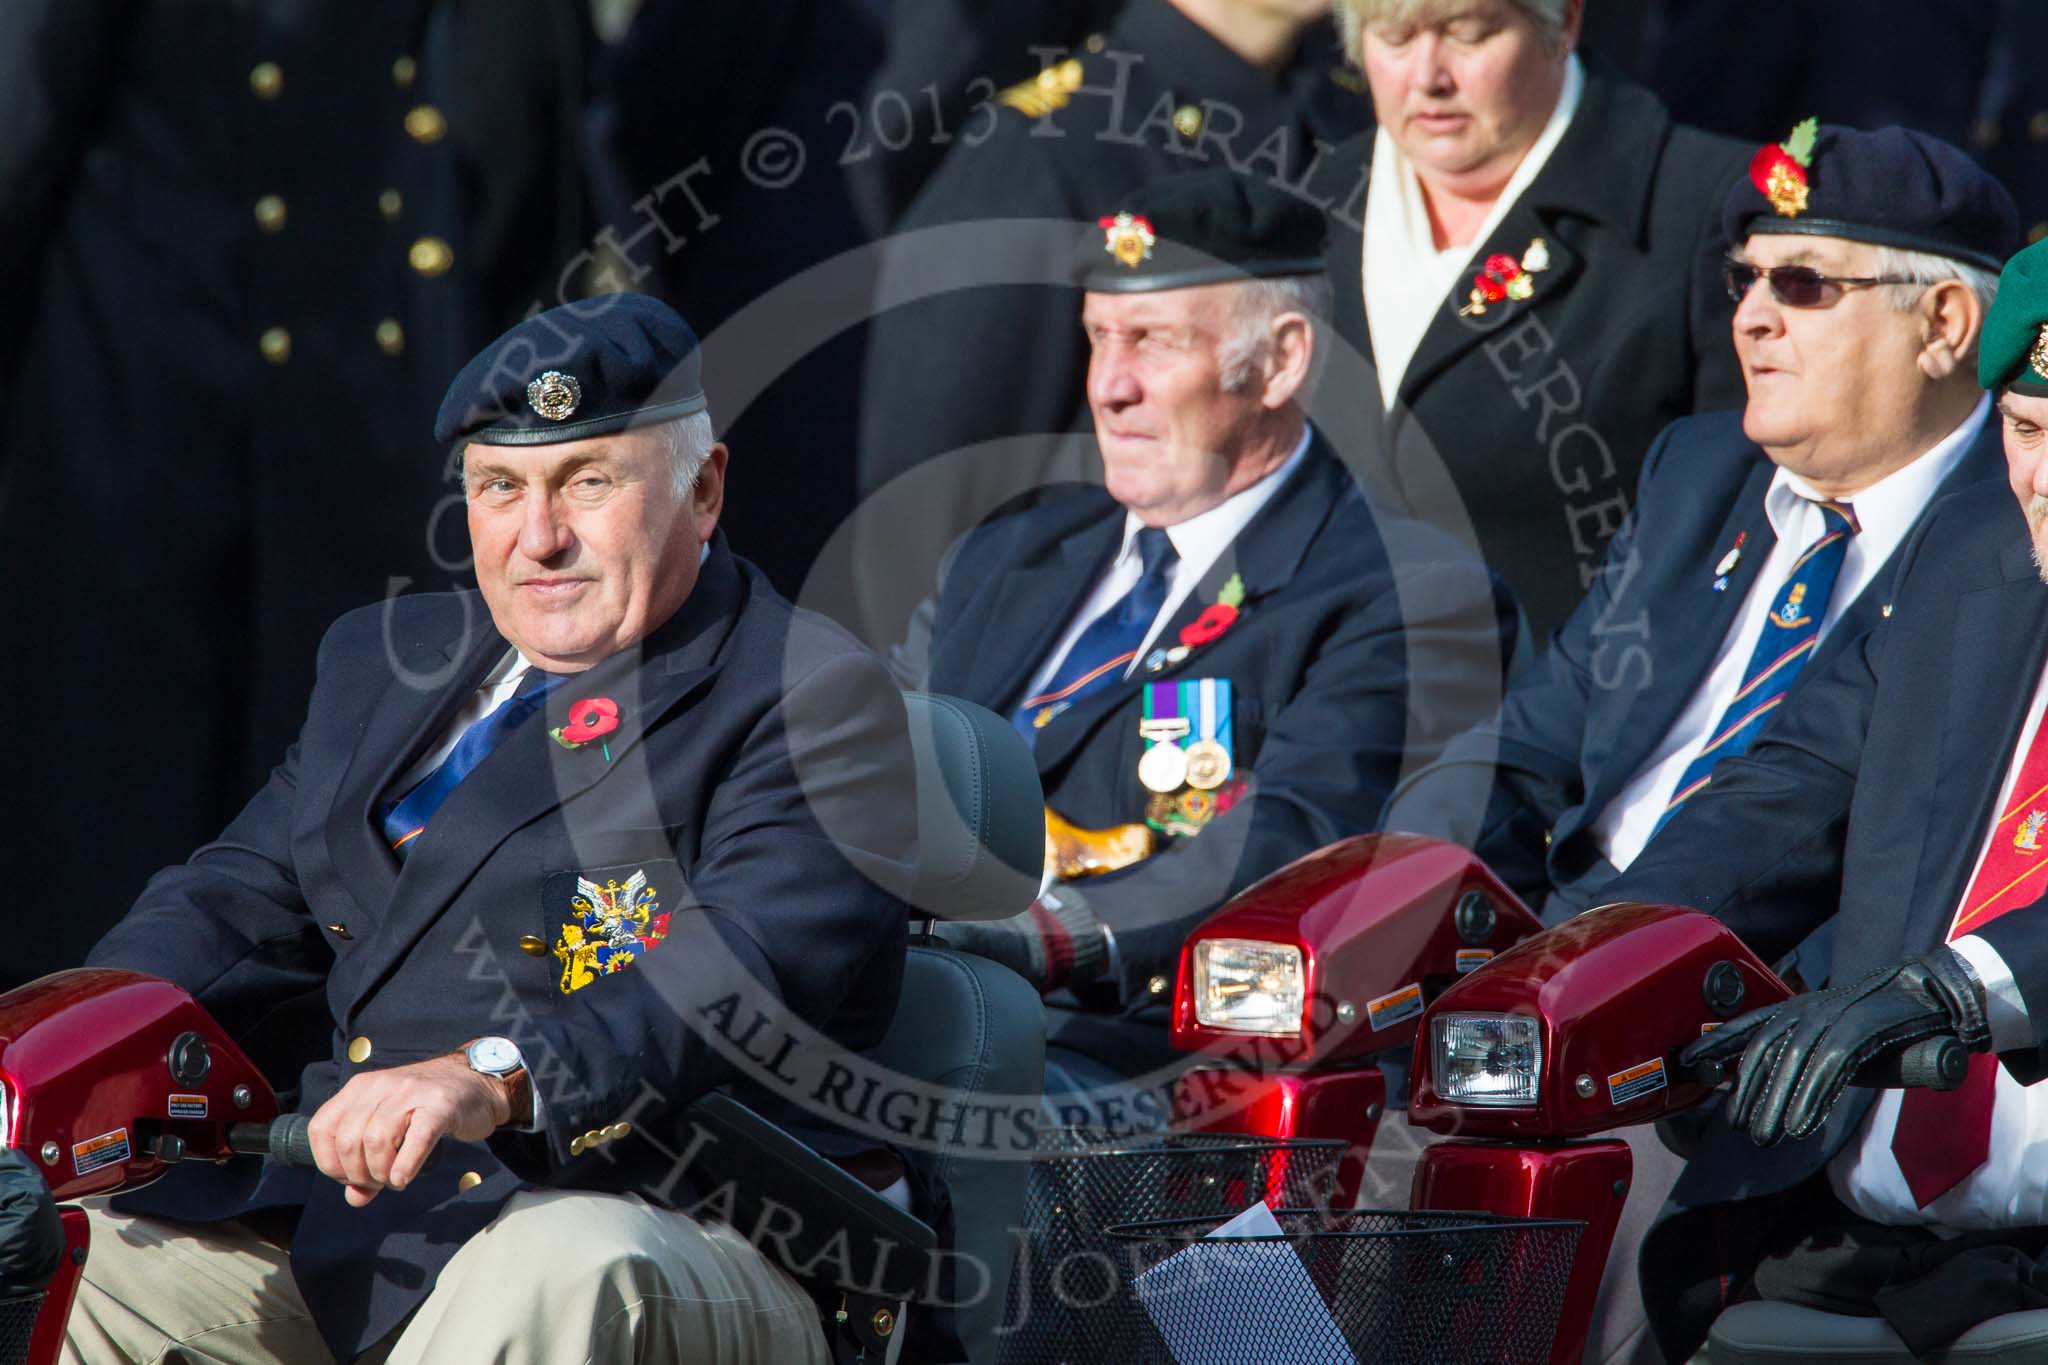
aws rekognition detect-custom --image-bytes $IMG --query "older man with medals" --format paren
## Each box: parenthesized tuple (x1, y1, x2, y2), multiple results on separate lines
(914, 168, 1518, 1115)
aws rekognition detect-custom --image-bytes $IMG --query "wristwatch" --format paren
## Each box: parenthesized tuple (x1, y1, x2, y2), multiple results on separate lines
(463, 1036, 532, 1127)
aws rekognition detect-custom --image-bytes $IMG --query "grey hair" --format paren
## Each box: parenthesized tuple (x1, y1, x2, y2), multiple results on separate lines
(1334, 0, 1571, 61)
(652, 411, 716, 497)
(1217, 274, 1334, 392)
(1870, 246, 2000, 360)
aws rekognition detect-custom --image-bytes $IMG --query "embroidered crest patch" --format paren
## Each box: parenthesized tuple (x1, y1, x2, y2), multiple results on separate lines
(547, 866, 671, 994)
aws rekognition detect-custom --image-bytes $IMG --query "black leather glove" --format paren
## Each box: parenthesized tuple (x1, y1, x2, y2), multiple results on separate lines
(1679, 948, 1991, 1146)
(937, 885, 1107, 992)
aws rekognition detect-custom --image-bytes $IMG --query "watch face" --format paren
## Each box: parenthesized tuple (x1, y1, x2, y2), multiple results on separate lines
(469, 1037, 520, 1074)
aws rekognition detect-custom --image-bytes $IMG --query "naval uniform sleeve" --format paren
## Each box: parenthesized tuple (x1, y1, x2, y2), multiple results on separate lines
(1381, 423, 1688, 901)
(516, 643, 918, 1164)
(1078, 539, 1518, 1001)
(0, 0, 129, 384)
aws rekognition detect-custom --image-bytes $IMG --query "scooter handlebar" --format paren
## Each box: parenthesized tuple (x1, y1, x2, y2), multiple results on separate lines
(226, 1114, 315, 1167)
(1850, 1035, 1970, 1091)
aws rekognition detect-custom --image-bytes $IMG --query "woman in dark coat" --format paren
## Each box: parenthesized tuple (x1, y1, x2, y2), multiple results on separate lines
(1319, 0, 1749, 641)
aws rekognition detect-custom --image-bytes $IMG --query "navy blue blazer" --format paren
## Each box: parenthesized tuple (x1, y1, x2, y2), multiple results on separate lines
(925, 435, 1518, 1009)
(88, 537, 917, 1359)
(1383, 408, 2007, 920)
(1606, 478, 2048, 1210)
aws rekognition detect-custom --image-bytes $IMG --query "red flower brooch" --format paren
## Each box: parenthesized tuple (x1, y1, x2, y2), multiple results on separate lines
(1459, 238, 1551, 317)
(1179, 573, 1247, 649)
(551, 697, 620, 756)
(1750, 117, 1817, 219)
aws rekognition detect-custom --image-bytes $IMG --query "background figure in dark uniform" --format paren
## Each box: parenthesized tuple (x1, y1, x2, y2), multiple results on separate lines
(854, 0, 1367, 593)
(845, 0, 1127, 233)
(0, 0, 589, 978)
(1320, 0, 1748, 641)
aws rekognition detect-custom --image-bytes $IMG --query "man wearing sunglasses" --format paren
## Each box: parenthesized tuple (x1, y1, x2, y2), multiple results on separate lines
(1387, 124, 2014, 932)
(1380, 124, 2015, 1363)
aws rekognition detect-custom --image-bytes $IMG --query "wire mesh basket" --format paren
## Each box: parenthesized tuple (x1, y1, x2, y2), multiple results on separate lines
(993, 1129, 1346, 1365)
(1100, 1208, 1583, 1365)
(0, 1292, 42, 1365)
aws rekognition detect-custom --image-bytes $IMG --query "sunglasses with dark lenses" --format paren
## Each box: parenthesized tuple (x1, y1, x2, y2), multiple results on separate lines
(1722, 261, 1917, 307)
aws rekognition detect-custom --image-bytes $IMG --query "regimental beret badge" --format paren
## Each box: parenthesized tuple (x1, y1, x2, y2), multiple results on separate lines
(1098, 211, 1157, 269)
(1750, 117, 1818, 219)
(526, 370, 582, 422)
(2032, 323, 2048, 384)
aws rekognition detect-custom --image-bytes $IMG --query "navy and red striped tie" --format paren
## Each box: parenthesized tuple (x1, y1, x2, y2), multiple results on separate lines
(1655, 500, 1857, 834)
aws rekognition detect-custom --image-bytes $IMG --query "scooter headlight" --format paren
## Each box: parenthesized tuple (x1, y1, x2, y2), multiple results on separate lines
(1432, 1012, 1541, 1107)
(1193, 938, 1305, 1036)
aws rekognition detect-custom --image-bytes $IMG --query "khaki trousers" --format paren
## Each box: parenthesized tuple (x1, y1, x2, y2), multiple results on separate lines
(61, 1190, 829, 1365)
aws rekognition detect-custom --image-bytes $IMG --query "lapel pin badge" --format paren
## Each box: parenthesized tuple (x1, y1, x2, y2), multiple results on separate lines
(1712, 532, 1747, 592)
(1459, 237, 1551, 317)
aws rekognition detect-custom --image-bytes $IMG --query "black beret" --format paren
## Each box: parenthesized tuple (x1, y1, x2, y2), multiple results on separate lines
(433, 293, 706, 446)
(1722, 121, 2017, 272)
(1075, 168, 1325, 292)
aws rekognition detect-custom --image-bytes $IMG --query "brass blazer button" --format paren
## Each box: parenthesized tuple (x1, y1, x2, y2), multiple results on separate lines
(325, 923, 352, 940)
(346, 1036, 372, 1064)
(457, 1171, 483, 1192)
(517, 935, 547, 956)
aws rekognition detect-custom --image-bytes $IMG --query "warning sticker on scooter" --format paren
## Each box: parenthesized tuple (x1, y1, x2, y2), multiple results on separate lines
(168, 1094, 209, 1119)
(1606, 1058, 1668, 1107)
(1366, 983, 1424, 1031)
(1454, 949, 1493, 973)
(73, 1128, 131, 1176)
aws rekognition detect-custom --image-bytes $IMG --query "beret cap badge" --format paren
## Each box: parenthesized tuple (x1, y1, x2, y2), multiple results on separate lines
(525, 370, 582, 422)
(1750, 117, 1818, 219)
(2032, 324, 2048, 383)
(1098, 211, 1157, 268)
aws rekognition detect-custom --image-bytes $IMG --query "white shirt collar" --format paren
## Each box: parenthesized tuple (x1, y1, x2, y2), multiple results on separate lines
(1764, 395, 1989, 547)
(1113, 424, 1313, 569)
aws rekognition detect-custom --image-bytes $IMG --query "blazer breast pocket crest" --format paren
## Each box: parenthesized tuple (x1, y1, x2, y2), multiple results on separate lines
(545, 864, 672, 994)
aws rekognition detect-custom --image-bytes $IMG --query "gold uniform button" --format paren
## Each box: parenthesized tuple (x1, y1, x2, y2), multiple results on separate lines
(584, 1129, 605, 1147)
(404, 104, 446, 144)
(346, 1036, 373, 1064)
(258, 327, 292, 365)
(375, 319, 405, 356)
(253, 195, 287, 233)
(569, 1135, 587, 1157)
(325, 922, 352, 940)
(377, 188, 403, 221)
(1173, 104, 1203, 139)
(517, 934, 548, 957)
(249, 62, 284, 100)
(2031, 111, 2048, 143)
(392, 55, 418, 90)
(604, 1122, 632, 1141)
(408, 236, 454, 277)
(1084, 32, 1105, 53)
(457, 1170, 483, 1192)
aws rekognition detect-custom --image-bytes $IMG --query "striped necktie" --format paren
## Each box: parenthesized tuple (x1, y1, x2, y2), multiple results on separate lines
(379, 666, 561, 860)
(1655, 500, 1857, 833)
(1012, 527, 1177, 746)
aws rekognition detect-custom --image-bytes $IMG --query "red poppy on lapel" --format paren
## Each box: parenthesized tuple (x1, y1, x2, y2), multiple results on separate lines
(552, 697, 620, 749)
(1179, 572, 1248, 649)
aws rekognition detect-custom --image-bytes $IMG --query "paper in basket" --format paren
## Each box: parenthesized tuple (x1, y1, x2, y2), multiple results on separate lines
(1134, 1200, 1354, 1365)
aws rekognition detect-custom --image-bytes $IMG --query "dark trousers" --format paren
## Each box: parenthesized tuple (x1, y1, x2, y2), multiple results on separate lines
(1644, 1175, 2048, 1359)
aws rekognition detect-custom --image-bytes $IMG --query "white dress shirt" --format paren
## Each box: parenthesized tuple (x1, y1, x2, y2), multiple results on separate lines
(1362, 55, 1584, 407)
(1020, 426, 1313, 705)
(1830, 665, 2045, 1230)
(1591, 398, 1989, 872)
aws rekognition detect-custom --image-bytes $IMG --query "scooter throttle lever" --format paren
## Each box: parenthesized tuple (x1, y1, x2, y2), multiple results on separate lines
(225, 1115, 317, 1166)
